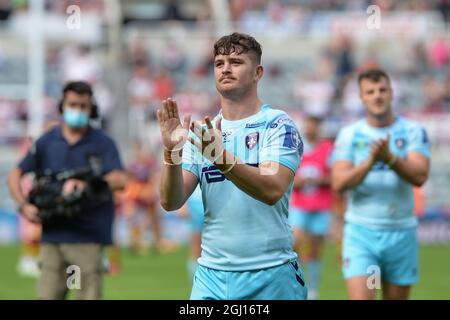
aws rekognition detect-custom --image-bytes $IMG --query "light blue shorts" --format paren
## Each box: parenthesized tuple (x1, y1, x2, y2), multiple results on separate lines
(190, 259, 308, 300)
(342, 222, 418, 285)
(187, 199, 204, 233)
(289, 208, 331, 236)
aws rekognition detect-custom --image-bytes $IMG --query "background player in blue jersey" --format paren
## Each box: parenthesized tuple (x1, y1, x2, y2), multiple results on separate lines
(157, 32, 307, 300)
(332, 69, 431, 300)
(182, 185, 204, 279)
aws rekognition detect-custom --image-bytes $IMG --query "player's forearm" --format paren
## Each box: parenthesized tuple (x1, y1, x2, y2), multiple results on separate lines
(217, 159, 286, 206)
(7, 168, 27, 206)
(160, 164, 186, 211)
(293, 176, 303, 189)
(316, 176, 331, 186)
(389, 157, 428, 187)
(332, 160, 373, 193)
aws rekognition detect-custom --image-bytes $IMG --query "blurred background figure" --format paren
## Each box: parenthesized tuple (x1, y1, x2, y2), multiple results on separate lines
(118, 142, 177, 255)
(179, 185, 204, 280)
(15, 137, 41, 278)
(289, 115, 334, 300)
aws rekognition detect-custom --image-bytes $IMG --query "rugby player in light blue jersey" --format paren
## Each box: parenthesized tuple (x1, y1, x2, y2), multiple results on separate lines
(157, 32, 307, 300)
(332, 69, 431, 300)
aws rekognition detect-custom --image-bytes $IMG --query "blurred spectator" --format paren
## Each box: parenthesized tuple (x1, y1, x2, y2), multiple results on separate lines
(292, 71, 334, 118)
(444, 76, 450, 109)
(62, 44, 102, 83)
(422, 75, 446, 113)
(229, 0, 246, 25)
(174, 89, 216, 120)
(92, 81, 113, 129)
(0, 0, 12, 21)
(127, 35, 152, 69)
(261, 2, 294, 37)
(437, 0, 450, 25)
(411, 42, 430, 76)
(340, 73, 364, 120)
(163, 0, 185, 21)
(127, 62, 154, 142)
(332, 35, 355, 82)
(15, 137, 41, 278)
(45, 0, 105, 16)
(161, 40, 187, 75)
(428, 37, 450, 71)
(152, 67, 175, 102)
(192, 41, 215, 78)
(370, 0, 395, 11)
(118, 142, 177, 254)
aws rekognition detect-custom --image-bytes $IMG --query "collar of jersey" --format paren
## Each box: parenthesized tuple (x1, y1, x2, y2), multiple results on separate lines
(54, 125, 94, 145)
(363, 115, 400, 133)
(217, 103, 269, 129)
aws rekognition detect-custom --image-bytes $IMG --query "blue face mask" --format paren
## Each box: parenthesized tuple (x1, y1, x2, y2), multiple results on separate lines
(63, 108, 89, 128)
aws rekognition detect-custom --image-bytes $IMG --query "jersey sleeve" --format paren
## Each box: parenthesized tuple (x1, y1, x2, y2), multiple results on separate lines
(332, 127, 354, 163)
(259, 115, 303, 174)
(18, 141, 39, 174)
(102, 138, 124, 173)
(407, 124, 431, 158)
(182, 132, 201, 179)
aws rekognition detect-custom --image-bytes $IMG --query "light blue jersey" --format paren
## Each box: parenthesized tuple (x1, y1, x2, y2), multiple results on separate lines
(187, 185, 204, 232)
(333, 116, 430, 229)
(182, 104, 303, 271)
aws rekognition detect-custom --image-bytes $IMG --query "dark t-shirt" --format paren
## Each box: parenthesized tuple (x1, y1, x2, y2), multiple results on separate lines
(19, 126, 123, 244)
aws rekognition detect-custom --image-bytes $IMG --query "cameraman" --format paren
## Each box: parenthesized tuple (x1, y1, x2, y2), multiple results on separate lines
(8, 81, 127, 300)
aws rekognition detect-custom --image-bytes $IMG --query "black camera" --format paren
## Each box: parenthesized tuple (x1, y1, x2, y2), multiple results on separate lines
(28, 155, 110, 224)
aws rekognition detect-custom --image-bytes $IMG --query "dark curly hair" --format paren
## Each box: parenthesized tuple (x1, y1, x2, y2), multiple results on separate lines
(213, 32, 262, 64)
(358, 69, 390, 84)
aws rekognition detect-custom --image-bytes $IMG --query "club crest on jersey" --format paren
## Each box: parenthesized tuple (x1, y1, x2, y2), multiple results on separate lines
(395, 137, 406, 149)
(245, 132, 259, 149)
(283, 125, 302, 151)
(291, 129, 301, 148)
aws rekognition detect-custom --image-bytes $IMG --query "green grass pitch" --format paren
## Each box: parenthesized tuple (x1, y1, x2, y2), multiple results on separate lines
(0, 244, 449, 299)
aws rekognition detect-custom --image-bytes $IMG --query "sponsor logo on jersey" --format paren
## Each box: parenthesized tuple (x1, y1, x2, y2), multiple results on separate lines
(202, 165, 228, 183)
(245, 132, 259, 149)
(269, 117, 293, 129)
(245, 121, 266, 129)
(202, 163, 259, 183)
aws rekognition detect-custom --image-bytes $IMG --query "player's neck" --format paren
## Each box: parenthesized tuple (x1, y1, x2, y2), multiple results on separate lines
(366, 112, 395, 128)
(220, 94, 263, 121)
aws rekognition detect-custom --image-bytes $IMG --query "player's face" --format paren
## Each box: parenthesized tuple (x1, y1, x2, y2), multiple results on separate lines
(304, 118, 319, 140)
(359, 77, 393, 119)
(214, 51, 262, 99)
